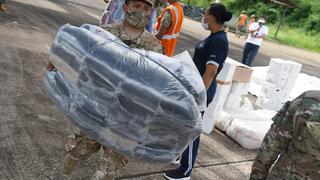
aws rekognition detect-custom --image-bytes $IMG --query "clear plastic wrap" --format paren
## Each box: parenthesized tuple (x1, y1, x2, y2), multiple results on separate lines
(43, 24, 204, 163)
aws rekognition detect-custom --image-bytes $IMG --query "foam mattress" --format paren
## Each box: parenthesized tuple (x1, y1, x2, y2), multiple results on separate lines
(43, 24, 205, 163)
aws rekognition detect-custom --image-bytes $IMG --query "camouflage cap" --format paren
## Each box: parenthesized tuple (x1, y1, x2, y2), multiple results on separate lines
(130, 0, 154, 7)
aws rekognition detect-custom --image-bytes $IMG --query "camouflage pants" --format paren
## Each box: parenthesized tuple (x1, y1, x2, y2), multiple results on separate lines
(65, 130, 128, 178)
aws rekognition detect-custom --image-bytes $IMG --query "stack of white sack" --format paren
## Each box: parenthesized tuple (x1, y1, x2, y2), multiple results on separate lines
(217, 105, 276, 149)
(216, 108, 276, 131)
(216, 97, 252, 132)
(215, 111, 233, 132)
(43, 24, 206, 163)
(226, 119, 273, 149)
(225, 108, 276, 149)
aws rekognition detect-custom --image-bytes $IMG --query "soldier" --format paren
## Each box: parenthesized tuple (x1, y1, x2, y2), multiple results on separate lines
(250, 90, 320, 180)
(102, 0, 162, 52)
(58, 0, 162, 180)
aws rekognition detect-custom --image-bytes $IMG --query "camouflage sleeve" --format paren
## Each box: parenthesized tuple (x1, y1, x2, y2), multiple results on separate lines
(250, 101, 294, 180)
(150, 42, 163, 54)
(102, 25, 121, 39)
(140, 32, 163, 54)
(160, 9, 173, 29)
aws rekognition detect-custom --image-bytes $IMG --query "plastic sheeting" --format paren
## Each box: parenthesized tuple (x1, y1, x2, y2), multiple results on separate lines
(43, 24, 204, 163)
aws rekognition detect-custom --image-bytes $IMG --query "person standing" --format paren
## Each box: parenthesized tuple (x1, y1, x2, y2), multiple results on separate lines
(246, 14, 256, 38)
(155, 0, 184, 57)
(250, 90, 320, 180)
(241, 16, 268, 66)
(164, 3, 232, 180)
(0, 0, 7, 11)
(47, 0, 162, 180)
(236, 10, 247, 38)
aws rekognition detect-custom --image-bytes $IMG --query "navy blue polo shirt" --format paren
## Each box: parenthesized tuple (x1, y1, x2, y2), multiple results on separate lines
(193, 31, 229, 105)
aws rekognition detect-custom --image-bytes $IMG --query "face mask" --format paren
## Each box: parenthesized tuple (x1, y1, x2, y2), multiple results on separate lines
(201, 17, 209, 30)
(125, 9, 150, 29)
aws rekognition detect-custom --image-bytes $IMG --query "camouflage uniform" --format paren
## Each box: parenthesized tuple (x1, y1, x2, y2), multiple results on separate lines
(104, 22, 163, 53)
(63, 22, 162, 180)
(160, 9, 173, 29)
(250, 90, 320, 180)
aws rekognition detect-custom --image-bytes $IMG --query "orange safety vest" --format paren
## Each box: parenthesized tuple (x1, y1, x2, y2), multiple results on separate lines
(155, 2, 184, 57)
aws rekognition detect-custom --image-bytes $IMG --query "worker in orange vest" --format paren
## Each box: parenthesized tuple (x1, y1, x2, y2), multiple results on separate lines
(236, 10, 247, 38)
(155, 0, 184, 57)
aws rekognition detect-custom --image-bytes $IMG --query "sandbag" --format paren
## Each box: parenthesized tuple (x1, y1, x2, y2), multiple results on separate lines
(226, 119, 273, 149)
(43, 24, 204, 163)
(215, 111, 233, 132)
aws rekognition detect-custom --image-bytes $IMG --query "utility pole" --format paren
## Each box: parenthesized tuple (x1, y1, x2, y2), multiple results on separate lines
(274, 7, 288, 39)
(270, 0, 295, 39)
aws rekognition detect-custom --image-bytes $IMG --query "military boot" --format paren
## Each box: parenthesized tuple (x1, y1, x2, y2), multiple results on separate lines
(62, 154, 79, 175)
(90, 170, 114, 180)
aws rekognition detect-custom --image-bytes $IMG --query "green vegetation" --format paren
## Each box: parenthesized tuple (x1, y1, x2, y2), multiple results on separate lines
(268, 25, 320, 52)
(181, 0, 320, 52)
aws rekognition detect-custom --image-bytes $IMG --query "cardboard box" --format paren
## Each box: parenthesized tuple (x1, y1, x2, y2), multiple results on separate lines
(230, 82, 250, 95)
(224, 93, 242, 109)
(232, 66, 254, 83)
(257, 81, 291, 111)
(225, 58, 254, 83)
(256, 96, 285, 111)
(260, 82, 282, 97)
(266, 58, 302, 87)
(266, 73, 288, 87)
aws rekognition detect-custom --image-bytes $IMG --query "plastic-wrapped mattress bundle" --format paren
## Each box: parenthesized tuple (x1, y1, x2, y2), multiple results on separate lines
(43, 24, 205, 163)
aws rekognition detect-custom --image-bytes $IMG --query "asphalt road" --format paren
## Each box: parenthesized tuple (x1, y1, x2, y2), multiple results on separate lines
(0, 1, 319, 180)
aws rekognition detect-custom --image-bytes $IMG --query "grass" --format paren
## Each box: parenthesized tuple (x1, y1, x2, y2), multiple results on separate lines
(268, 25, 320, 53)
(180, 0, 210, 8)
